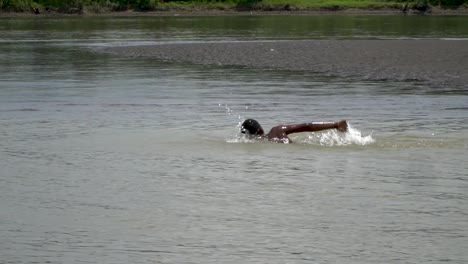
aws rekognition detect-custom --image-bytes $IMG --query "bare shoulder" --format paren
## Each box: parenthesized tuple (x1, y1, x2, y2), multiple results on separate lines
(267, 125, 288, 138)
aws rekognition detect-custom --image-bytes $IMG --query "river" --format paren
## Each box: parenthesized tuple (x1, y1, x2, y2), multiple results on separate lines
(1, 15, 467, 264)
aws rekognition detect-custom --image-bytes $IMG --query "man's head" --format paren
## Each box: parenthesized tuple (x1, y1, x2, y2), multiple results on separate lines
(240, 119, 264, 136)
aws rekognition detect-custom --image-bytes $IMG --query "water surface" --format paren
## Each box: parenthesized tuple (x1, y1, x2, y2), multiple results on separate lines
(1, 15, 467, 264)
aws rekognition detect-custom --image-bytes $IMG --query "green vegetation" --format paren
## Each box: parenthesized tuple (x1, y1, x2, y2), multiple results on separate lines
(0, 0, 467, 13)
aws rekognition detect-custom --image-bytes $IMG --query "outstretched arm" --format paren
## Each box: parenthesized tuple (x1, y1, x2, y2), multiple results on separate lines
(282, 120, 348, 135)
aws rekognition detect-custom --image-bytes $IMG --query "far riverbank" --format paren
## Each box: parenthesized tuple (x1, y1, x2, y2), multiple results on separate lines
(1, 5, 468, 17)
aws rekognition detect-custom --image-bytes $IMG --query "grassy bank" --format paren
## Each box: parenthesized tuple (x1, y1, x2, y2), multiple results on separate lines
(0, 0, 467, 14)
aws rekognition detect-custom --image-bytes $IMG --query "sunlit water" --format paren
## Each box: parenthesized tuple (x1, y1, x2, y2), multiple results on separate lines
(1, 16, 467, 264)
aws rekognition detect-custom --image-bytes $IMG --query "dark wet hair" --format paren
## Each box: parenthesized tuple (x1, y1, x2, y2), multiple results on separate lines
(241, 119, 263, 135)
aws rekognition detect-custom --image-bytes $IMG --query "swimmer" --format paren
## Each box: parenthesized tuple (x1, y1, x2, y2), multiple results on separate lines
(240, 119, 348, 143)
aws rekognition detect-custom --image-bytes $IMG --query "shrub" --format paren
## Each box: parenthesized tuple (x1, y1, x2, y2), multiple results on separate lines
(236, 0, 261, 10)
(136, 0, 160, 10)
(1, 0, 35, 11)
(431, 0, 466, 7)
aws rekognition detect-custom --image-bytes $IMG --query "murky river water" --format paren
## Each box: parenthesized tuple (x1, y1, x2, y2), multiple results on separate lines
(1, 16, 467, 264)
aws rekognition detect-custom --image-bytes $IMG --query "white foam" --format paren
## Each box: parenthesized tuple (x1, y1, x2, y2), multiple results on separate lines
(226, 134, 262, 144)
(301, 124, 375, 146)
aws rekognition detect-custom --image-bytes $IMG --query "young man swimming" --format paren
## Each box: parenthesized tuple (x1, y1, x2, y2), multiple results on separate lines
(240, 119, 348, 143)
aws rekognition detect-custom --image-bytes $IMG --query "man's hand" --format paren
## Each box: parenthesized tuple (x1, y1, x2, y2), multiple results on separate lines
(336, 120, 348, 132)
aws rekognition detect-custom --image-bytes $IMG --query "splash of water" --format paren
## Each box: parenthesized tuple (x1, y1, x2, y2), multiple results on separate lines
(226, 134, 260, 144)
(301, 124, 375, 146)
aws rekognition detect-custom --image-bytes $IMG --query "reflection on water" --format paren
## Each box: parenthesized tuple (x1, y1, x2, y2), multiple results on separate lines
(1, 15, 468, 44)
(1, 16, 467, 264)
